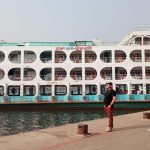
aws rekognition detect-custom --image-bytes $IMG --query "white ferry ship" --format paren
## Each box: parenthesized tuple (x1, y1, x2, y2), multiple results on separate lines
(0, 29, 150, 102)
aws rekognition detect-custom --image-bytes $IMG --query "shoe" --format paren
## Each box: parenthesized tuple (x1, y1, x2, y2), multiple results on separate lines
(106, 127, 112, 132)
(111, 127, 114, 131)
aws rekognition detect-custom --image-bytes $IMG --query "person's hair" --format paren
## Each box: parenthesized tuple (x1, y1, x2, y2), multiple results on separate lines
(106, 82, 113, 85)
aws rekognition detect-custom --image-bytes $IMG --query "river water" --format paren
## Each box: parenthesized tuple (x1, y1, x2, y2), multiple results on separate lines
(0, 110, 140, 136)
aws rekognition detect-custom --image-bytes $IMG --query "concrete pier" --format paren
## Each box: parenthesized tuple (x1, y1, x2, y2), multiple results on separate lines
(0, 111, 150, 150)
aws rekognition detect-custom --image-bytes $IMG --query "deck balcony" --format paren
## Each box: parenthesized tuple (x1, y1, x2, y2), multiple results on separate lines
(40, 85, 52, 96)
(100, 50, 112, 63)
(40, 51, 52, 63)
(0, 51, 5, 63)
(115, 74, 127, 80)
(70, 51, 82, 63)
(100, 67, 112, 80)
(70, 85, 82, 101)
(70, 68, 82, 80)
(146, 84, 150, 94)
(55, 85, 67, 97)
(8, 75, 21, 81)
(55, 51, 66, 63)
(116, 84, 128, 95)
(0, 86, 4, 96)
(115, 50, 126, 63)
(7, 86, 20, 96)
(131, 84, 143, 94)
(129, 37, 142, 46)
(143, 37, 150, 45)
(84, 84, 99, 101)
(0, 69, 4, 80)
(85, 51, 96, 63)
(23, 85, 36, 96)
(8, 68, 21, 81)
(145, 67, 150, 79)
(130, 50, 142, 62)
(55, 68, 66, 80)
(145, 50, 150, 62)
(40, 68, 52, 81)
(24, 51, 36, 63)
(115, 67, 127, 80)
(24, 68, 36, 81)
(130, 67, 142, 79)
(85, 85, 97, 95)
(85, 68, 97, 80)
(9, 51, 21, 63)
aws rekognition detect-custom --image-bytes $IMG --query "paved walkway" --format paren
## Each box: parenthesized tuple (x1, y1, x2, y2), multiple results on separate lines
(0, 111, 150, 150)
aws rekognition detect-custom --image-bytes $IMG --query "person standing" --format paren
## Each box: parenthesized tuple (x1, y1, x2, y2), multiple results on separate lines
(104, 82, 116, 132)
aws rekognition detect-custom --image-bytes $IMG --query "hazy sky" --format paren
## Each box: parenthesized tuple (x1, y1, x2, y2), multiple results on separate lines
(0, 0, 150, 42)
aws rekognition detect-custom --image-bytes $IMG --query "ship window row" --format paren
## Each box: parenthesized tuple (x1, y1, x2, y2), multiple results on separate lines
(0, 84, 150, 96)
(0, 66, 150, 81)
(129, 36, 150, 46)
(1, 49, 150, 64)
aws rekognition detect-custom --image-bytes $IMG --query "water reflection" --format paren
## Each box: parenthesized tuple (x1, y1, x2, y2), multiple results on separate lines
(0, 110, 140, 136)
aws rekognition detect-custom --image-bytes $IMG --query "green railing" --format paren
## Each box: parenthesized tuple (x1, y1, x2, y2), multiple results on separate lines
(1, 94, 150, 103)
(29, 42, 76, 46)
(0, 41, 93, 47)
(0, 96, 4, 102)
(69, 95, 84, 102)
(7, 96, 37, 102)
(56, 96, 68, 102)
(38, 96, 52, 101)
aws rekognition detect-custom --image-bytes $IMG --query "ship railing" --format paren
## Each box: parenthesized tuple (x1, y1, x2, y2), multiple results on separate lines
(131, 75, 142, 79)
(0, 75, 4, 79)
(40, 75, 52, 81)
(8, 75, 21, 81)
(130, 57, 142, 62)
(115, 57, 126, 62)
(23, 75, 35, 81)
(101, 74, 112, 80)
(71, 75, 82, 80)
(55, 58, 66, 63)
(70, 55, 82, 63)
(100, 57, 112, 63)
(85, 75, 96, 80)
(145, 57, 150, 62)
(55, 75, 66, 80)
(55, 56, 66, 59)
(40, 58, 52, 63)
(9, 58, 21, 63)
(143, 41, 150, 45)
(70, 58, 82, 63)
(24, 58, 36, 63)
(130, 42, 142, 46)
(115, 74, 127, 80)
(0, 58, 4, 62)
(146, 76, 150, 79)
(100, 42, 118, 46)
(85, 57, 96, 63)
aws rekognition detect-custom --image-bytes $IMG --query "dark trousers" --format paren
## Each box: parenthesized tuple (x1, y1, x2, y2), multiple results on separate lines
(104, 106, 113, 128)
